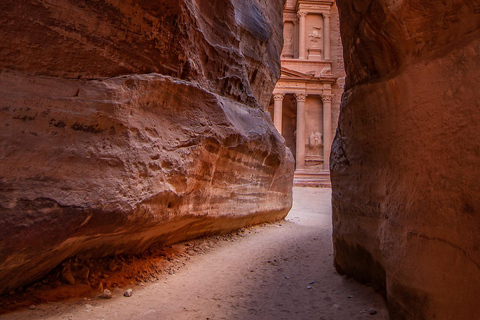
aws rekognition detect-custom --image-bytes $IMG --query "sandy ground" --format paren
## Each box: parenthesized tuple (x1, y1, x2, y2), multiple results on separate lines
(1, 187, 388, 320)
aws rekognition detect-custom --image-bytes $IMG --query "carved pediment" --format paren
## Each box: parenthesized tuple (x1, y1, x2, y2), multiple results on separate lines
(280, 67, 315, 81)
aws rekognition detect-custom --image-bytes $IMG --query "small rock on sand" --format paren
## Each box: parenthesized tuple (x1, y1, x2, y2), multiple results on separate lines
(99, 289, 112, 299)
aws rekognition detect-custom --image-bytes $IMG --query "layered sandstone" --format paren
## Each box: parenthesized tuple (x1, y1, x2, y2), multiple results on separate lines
(332, 1, 480, 319)
(0, 0, 293, 294)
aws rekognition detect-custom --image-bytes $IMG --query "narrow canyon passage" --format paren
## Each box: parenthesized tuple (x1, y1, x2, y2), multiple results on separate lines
(3, 188, 387, 320)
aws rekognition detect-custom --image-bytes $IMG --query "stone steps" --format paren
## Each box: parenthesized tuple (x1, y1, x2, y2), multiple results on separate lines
(293, 171, 331, 188)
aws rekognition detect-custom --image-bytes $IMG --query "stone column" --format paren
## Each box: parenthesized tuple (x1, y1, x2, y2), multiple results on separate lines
(273, 93, 285, 134)
(323, 12, 331, 60)
(298, 11, 307, 60)
(295, 93, 307, 171)
(322, 94, 333, 171)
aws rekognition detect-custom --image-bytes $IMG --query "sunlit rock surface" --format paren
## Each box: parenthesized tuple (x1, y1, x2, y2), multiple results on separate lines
(332, 1, 480, 319)
(0, 0, 293, 294)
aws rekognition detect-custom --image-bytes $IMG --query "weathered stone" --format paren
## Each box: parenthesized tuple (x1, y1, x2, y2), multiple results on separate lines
(61, 270, 76, 286)
(332, 0, 480, 319)
(99, 289, 113, 299)
(0, 0, 293, 295)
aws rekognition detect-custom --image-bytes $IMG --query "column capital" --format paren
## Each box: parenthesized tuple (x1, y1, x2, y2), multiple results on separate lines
(322, 12, 331, 19)
(295, 93, 308, 102)
(321, 94, 333, 102)
(273, 93, 285, 101)
(297, 11, 307, 18)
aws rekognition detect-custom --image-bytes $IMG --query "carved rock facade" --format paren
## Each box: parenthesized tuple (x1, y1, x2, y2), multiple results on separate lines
(332, 0, 480, 319)
(0, 0, 293, 294)
(269, 0, 345, 187)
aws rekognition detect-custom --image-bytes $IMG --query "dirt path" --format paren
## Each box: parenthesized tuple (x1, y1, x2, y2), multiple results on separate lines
(2, 187, 388, 320)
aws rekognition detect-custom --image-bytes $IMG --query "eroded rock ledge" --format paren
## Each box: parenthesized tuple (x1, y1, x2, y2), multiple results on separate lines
(332, 1, 480, 319)
(0, 0, 293, 294)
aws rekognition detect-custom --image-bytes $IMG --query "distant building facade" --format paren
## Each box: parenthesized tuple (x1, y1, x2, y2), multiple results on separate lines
(269, 0, 345, 186)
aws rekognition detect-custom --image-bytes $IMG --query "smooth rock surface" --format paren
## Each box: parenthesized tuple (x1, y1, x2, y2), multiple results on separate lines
(0, 0, 293, 295)
(332, 1, 480, 319)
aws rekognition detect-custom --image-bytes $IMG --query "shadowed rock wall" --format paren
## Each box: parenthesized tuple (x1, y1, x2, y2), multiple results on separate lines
(332, 1, 480, 319)
(0, 0, 293, 294)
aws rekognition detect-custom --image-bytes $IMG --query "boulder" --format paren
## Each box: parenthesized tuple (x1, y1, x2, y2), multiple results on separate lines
(0, 0, 293, 294)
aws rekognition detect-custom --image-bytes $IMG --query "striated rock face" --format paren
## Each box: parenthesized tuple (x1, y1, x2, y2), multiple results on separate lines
(0, 0, 293, 294)
(332, 1, 480, 319)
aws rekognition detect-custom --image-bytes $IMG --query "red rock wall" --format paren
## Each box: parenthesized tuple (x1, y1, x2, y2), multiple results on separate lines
(0, 0, 293, 294)
(332, 1, 480, 319)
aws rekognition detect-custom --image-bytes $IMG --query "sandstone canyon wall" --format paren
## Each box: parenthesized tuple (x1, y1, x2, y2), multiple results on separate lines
(332, 1, 480, 319)
(0, 0, 293, 294)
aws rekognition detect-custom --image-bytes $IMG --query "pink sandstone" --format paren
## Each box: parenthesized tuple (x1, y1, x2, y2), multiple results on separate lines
(332, 0, 480, 319)
(0, 0, 293, 294)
